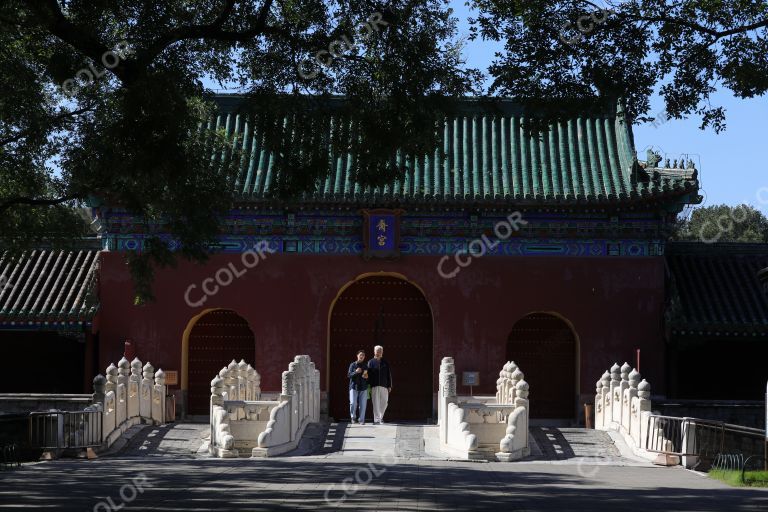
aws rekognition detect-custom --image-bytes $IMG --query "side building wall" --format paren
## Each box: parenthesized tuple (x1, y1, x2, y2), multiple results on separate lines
(98, 250, 667, 417)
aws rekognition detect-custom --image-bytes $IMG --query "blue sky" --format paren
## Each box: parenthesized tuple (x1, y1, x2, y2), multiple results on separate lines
(447, 1, 768, 214)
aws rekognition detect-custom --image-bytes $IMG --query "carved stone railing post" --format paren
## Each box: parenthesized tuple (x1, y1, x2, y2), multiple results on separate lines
(103, 387, 116, 442)
(140, 362, 154, 420)
(594, 376, 604, 428)
(105, 364, 117, 394)
(255, 365, 262, 399)
(292, 357, 304, 422)
(609, 363, 621, 426)
(225, 360, 238, 400)
(152, 369, 166, 424)
(509, 367, 523, 408)
(236, 359, 247, 401)
(115, 358, 129, 427)
(245, 364, 255, 401)
(128, 357, 141, 419)
(617, 362, 631, 427)
(312, 363, 320, 422)
(92, 374, 106, 408)
(209, 370, 236, 457)
(599, 371, 610, 428)
(635, 379, 652, 448)
(117, 357, 130, 386)
(438, 357, 458, 445)
(288, 361, 300, 440)
(622, 368, 640, 435)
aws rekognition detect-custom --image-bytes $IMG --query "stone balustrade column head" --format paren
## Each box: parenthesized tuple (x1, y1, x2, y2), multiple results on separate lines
(600, 370, 610, 391)
(628, 369, 641, 390)
(610, 363, 621, 385)
(211, 375, 224, 406)
(515, 379, 530, 407)
(155, 368, 166, 386)
(92, 374, 106, 405)
(142, 362, 155, 381)
(509, 367, 523, 402)
(118, 357, 130, 381)
(281, 370, 295, 397)
(130, 358, 142, 380)
(620, 362, 631, 382)
(637, 379, 651, 400)
(106, 363, 118, 393)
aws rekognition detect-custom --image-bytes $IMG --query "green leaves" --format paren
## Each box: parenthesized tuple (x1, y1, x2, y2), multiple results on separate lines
(1, 0, 478, 302)
(674, 204, 768, 243)
(472, 0, 768, 130)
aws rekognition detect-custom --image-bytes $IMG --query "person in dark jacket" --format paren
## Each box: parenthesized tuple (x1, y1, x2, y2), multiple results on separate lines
(367, 345, 392, 424)
(347, 349, 369, 424)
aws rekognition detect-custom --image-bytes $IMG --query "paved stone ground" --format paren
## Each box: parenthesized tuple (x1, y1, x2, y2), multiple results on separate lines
(395, 425, 425, 458)
(1, 453, 766, 511)
(318, 423, 426, 460)
(2, 423, 765, 510)
(114, 422, 209, 458)
(530, 427, 621, 462)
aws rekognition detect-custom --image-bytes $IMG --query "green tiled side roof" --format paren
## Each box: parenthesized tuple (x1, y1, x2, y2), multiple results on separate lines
(0, 250, 100, 326)
(666, 242, 768, 335)
(213, 95, 699, 207)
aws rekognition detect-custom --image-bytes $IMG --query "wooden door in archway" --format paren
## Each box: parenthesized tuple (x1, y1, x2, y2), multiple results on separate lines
(187, 309, 255, 415)
(506, 313, 577, 419)
(329, 276, 433, 422)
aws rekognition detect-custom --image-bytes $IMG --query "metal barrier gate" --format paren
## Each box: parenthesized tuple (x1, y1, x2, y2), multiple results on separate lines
(29, 410, 102, 450)
(646, 414, 765, 469)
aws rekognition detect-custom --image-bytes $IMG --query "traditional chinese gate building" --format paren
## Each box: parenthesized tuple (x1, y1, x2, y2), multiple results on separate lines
(86, 96, 704, 421)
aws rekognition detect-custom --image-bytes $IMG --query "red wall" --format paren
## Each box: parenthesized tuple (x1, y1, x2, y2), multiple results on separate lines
(98, 251, 667, 409)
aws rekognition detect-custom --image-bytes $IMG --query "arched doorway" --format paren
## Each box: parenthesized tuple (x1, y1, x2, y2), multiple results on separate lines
(328, 275, 433, 422)
(506, 313, 578, 419)
(185, 309, 255, 415)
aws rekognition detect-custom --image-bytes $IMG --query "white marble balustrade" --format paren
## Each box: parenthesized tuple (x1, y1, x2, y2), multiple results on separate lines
(438, 357, 530, 461)
(209, 355, 320, 458)
(88, 357, 167, 449)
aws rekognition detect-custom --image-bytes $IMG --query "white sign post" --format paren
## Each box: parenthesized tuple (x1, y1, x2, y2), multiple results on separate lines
(462, 372, 479, 397)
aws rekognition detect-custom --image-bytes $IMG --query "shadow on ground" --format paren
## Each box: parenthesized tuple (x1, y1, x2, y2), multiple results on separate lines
(1, 454, 766, 511)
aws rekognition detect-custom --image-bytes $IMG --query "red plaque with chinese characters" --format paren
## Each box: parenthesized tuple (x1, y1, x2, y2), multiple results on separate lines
(361, 209, 404, 260)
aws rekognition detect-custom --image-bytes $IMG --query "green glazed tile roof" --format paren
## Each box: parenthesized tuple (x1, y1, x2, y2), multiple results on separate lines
(666, 242, 768, 335)
(0, 250, 100, 326)
(213, 95, 700, 207)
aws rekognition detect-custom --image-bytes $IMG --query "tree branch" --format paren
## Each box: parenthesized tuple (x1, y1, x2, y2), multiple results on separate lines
(0, 193, 81, 214)
(0, 106, 94, 147)
(628, 14, 768, 39)
(26, 0, 130, 82)
(136, 0, 276, 67)
(570, 0, 768, 39)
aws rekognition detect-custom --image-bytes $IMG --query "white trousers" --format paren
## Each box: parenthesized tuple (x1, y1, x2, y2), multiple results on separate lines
(371, 386, 389, 423)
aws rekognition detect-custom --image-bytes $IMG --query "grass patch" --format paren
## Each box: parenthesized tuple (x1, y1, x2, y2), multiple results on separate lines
(709, 469, 768, 488)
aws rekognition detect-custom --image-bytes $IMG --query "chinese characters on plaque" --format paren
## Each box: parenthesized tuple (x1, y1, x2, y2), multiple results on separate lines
(362, 209, 403, 260)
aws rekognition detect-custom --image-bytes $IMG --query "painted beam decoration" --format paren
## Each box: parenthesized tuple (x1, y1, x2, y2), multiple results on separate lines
(362, 209, 403, 260)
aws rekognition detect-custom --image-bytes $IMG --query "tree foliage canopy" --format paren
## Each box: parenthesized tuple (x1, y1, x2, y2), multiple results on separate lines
(673, 204, 768, 243)
(1, 0, 480, 300)
(471, 0, 768, 131)
(2, 0, 767, 300)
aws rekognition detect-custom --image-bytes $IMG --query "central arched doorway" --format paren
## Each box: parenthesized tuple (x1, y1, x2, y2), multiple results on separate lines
(506, 313, 578, 420)
(185, 309, 255, 415)
(328, 275, 433, 422)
